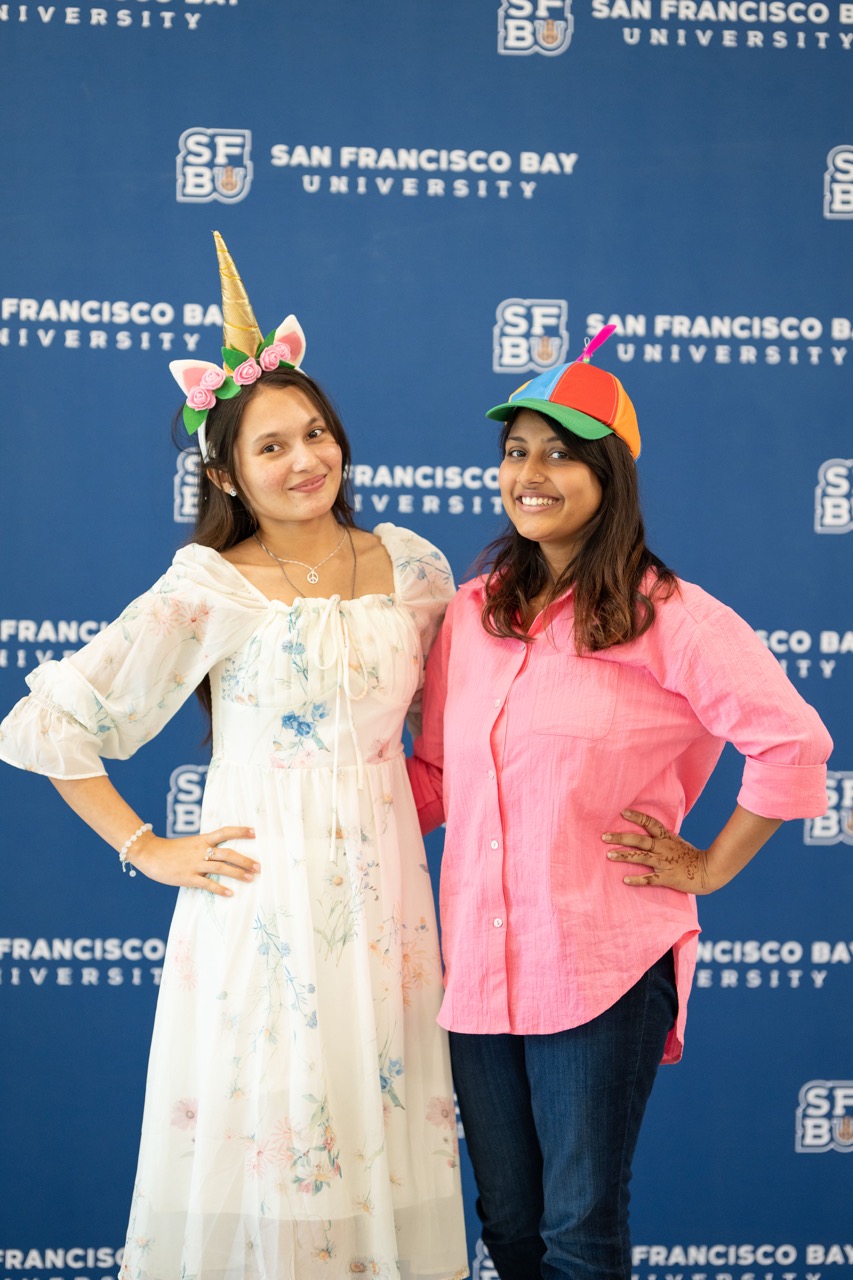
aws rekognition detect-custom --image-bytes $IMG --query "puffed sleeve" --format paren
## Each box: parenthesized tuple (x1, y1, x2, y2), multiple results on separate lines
(375, 522, 455, 740)
(659, 582, 833, 820)
(0, 545, 264, 779)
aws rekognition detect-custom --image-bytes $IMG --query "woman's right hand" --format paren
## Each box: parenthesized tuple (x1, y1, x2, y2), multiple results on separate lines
(129, 826, 259, 896)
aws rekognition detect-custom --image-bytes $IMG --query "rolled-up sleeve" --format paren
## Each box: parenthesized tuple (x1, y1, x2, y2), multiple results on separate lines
(669, 593, 832, 820)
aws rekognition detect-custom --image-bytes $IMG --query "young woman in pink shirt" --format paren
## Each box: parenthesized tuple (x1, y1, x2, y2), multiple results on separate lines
(408, 336, 831, 1280)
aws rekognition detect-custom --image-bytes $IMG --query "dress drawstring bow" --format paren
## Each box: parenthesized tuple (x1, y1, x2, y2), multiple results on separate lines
(315, 596, 370, 860)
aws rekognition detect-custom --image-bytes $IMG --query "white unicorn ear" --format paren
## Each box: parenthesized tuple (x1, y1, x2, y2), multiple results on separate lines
(272, 316, 306, 368)
(168, 359, 225, 394)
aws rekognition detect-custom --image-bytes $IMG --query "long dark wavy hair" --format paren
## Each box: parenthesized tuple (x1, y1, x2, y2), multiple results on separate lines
(481, 413, 677, 650)
(173, 365, 357, 727)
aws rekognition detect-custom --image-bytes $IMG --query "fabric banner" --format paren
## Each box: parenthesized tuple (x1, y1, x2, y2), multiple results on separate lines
(1, 3, 851, 1277)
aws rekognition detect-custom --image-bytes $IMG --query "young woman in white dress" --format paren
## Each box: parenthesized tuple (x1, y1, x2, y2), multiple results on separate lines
(0, 235, 468, 1280)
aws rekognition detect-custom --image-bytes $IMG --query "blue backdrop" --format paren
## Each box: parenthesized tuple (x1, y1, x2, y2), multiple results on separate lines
(1, 2, 852, 1278)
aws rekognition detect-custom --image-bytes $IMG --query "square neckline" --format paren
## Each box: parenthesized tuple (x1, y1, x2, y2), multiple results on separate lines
(199, 525, 401, 609)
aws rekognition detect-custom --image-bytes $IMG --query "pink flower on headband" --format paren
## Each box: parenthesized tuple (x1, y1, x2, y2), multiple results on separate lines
(199, 366, 226, 390)
(233, 358, 262, 386)
(259, 341, 292, 371)
(186, 386, 217, 411)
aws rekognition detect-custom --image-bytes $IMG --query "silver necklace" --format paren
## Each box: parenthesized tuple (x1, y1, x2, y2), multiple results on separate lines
(253, 526, 346, 585)
(254, 527, 357, 597)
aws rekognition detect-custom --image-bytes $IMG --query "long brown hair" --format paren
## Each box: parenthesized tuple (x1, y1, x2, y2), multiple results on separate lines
(481, 413, 677, 650)
(174, 366, 357, 728)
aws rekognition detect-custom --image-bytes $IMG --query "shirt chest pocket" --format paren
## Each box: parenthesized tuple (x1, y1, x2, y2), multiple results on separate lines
(529, 654, 620, 740)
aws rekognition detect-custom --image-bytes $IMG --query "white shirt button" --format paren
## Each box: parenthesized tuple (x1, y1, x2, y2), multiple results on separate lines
(488, 769, 495, 779)
(490, 839, 499, 849)
(493, 698, 501, 708)
(493, 918, 503, 928)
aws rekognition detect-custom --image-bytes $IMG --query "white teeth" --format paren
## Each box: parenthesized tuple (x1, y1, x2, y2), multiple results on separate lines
(518, 496, 557, 507)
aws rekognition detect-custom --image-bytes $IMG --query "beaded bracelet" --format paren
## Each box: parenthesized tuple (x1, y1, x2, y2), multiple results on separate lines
(119, 822, 153, 876)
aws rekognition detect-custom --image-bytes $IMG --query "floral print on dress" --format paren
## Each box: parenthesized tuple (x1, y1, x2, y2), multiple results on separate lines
(316, 847, 380, 962)
(370, 908, 437, 1009)
(271, 699, 330, 767)
(281, 602, 309, 686)
(426, 1096, 460, 1168)
(253, 909, 318, 1032)
(347, 1259, 391, 1278)
(171, 1098, 199, 1131)
(120, 1182, 153, 1280)
(377, 1035, 405, 1110)
(394, 546, 453, 592)
(139, 588, 212, 642)
(0, 527, 466, 1280)
(267, 1095, 343, 1195)
(169, 938, 198, 992)
(401, 916, 435, 1008)
(220, 632, 262, 705)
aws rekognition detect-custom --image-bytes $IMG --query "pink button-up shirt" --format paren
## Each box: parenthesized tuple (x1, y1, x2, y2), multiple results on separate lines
(408, 576, 831, 1063)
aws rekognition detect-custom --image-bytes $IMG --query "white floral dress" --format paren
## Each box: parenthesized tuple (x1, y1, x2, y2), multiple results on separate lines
(0, 524, 468, 1280)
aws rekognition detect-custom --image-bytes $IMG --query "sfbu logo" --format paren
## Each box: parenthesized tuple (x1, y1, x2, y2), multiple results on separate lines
(174, 449, 200, 524)
(824, 146, 853, 219)
(796, 1081, 853, 1152)
(498, 0, 574, 55)
(167, 765, 209, 837)
(176, 127, 253, 204)
(803, 771, 853, 846)
(493, 298, 569, 374)
(472, 1240, 499, 1280)
(814, 459, 853, 534)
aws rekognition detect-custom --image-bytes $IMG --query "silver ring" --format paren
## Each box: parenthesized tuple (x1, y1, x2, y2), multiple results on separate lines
(204, 847, 215, 862)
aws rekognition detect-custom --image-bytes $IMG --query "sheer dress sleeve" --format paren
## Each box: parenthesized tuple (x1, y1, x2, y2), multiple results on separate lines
(375, 523, 456, 741)
(0, 546, 264, 779)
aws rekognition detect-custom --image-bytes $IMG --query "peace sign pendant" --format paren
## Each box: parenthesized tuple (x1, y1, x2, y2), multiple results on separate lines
(307, 569, 319, 584)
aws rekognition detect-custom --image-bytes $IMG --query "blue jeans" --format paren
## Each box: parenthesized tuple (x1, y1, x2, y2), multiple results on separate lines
(449, 950, 677, 1280)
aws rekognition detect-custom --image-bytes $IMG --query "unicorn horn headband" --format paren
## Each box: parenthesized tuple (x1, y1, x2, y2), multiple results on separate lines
(169, 230, 306, 463)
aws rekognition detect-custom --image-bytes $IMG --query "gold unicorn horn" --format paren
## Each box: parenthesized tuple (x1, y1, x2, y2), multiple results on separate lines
(213, 230, 263, 370)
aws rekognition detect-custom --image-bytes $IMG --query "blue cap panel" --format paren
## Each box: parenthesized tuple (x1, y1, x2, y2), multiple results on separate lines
(509, 365, 567, 404)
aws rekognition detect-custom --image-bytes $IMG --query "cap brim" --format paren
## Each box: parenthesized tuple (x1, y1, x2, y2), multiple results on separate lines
(486, 397, 615, 442)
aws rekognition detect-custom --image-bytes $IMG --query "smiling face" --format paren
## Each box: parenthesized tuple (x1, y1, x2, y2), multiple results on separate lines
(498, 409, 604, 575)
(224, 383, 344, 533)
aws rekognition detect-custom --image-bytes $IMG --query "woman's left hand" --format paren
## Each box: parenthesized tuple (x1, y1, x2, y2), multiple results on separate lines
(602, 808, 711, 894)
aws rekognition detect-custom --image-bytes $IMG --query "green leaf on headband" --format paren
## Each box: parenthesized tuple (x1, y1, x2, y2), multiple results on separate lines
(182, 405, 208, 435)
(257, 329, 278, 355)
(215, 378, 241, 400)
(222, 346, 250, 368)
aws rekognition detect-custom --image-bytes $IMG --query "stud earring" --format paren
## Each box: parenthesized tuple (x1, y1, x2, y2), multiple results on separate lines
(228, 487, 237, 497)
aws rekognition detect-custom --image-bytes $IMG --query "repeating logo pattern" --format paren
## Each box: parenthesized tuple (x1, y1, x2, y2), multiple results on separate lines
(814, 458, 853, 533)
(493, 298, 569, 374)
(796, 1080, 853, 1152)
(824, 145, 853, 219)
(0, 936, 166, 988)
(498, 0, 574, 54)
(804, 771, 853, 846)
(174, 450, 201, 525)
(166, 764, 209, 838)
(176, 128, 253, 204)
(472, 1239, 499, 1279)
(590, 2, 850, 52)
(0, 1247, 125, 1274)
